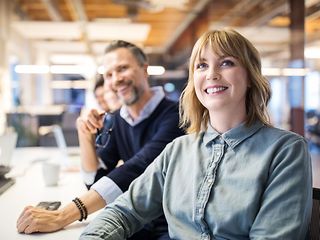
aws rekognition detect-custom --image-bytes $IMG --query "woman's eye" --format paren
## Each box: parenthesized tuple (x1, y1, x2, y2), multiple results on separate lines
(195, 63, 207, 69)
(221, 60, 235, 67)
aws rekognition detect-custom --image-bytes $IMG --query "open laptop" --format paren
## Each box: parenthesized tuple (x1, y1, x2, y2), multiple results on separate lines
(0, 132, 18, 195)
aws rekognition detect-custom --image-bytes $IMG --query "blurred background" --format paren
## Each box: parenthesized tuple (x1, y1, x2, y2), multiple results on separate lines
(0, 0, 320, 152)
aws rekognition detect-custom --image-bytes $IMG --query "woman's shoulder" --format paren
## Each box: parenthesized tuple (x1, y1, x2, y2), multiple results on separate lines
(260, 125, 306, 144)
(163, 133, 196, 150)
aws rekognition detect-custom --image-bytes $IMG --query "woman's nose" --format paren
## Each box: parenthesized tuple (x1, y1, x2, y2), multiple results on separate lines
(206, 67, 219, 81)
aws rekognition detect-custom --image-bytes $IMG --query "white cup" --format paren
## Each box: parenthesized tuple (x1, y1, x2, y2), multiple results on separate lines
(42, 162, 60, 186)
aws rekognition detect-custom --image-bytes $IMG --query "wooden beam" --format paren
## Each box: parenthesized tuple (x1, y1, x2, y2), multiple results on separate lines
(65, 0, 79, 21)
(163, 0, 212, 53)
(70, 0, 87, 21)
(247, 0, 288, 26)
(214, 0, 260, 27)
(41, 0, 63, 21)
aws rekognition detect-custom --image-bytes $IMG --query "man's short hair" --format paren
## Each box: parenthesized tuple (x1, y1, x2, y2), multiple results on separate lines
(104, 40, 148, 66)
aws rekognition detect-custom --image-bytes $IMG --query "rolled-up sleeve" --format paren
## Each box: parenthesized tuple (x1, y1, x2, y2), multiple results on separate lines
(90, 176, 123, 204)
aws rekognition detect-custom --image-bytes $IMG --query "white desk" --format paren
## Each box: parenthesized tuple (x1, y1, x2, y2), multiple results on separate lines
(0, 147, 96, 239)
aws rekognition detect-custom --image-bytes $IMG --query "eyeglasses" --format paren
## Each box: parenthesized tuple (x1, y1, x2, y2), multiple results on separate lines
(95, 113, 114, 148)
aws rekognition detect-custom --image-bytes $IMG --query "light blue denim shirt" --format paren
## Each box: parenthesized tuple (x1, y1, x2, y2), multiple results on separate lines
(80, 121, 312, 240)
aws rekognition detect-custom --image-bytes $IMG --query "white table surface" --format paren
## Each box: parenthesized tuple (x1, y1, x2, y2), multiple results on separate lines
(0, 147, 97, 239)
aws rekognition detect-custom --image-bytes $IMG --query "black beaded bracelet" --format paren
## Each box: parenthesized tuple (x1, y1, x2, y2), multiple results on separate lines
(72, 198, 84, 221)
(75, 197, 88, 220)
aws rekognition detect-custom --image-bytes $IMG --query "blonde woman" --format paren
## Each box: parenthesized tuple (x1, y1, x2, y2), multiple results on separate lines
(80, 29, 312, 240)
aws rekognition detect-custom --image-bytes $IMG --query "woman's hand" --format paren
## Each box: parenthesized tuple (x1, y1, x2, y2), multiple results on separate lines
(16, 206, 64, 234)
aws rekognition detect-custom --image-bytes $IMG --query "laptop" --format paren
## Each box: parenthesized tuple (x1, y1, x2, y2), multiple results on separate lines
(0, 132, 18, 195)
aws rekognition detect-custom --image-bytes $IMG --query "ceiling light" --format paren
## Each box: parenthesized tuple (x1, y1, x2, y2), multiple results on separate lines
(14, 65, 49, 74)
(11, 21, 81, 40)
(147, 66, 165, 75)
(50, 65, 96, 75)
(14, 64, 96, 76)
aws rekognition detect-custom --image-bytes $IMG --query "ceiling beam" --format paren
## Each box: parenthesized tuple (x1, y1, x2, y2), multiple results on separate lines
(12, 0, 29, 21)
(65, 0, 94, 63)
(214, 0, 261, 27)
(65, 0, 85, 22)
(41, 0, 63, 21)
(246, 0, 288, 26)
(306, 1, 320, 20)
(68, 0, 87, 22)
(163, 0, 212, 53)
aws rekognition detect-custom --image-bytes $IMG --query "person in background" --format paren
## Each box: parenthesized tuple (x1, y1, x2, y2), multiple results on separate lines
(79, 29, 312, 240)
(93, 75, 110, 112)
(16, 40, 184, 239)
(93, 74, 122, 113)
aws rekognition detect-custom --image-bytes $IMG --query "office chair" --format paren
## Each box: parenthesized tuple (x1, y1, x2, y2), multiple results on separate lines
(309, 188, 320, 240)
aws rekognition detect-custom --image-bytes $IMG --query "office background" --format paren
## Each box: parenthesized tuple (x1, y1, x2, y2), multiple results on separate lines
(0, 0, 319, 150)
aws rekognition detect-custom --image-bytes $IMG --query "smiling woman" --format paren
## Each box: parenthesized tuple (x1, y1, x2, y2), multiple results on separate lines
(181, 29, 271, 134)
(193, 47, 249, 130)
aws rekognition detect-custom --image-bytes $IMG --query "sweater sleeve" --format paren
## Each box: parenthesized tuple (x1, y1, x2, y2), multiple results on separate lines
(107, 102, 184, 192)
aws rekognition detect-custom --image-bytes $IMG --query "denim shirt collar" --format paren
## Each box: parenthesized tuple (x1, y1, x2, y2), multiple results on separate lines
(203, 120, 264, 149)
(120, 86, 165, 126)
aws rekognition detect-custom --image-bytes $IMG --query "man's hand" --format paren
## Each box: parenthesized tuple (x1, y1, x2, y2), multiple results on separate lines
(16, 206, 64, 234)
(77, 109, 105, 135)
(77, 109, 104, 173)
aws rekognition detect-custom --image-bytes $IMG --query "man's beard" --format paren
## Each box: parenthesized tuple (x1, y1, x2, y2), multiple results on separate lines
(121, 86, 142, 106)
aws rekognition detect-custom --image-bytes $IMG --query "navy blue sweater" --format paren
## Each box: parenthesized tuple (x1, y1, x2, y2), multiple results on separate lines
(95, 97, 184, 192)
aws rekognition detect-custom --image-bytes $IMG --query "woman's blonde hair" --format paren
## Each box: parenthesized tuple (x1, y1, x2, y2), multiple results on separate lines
(179, 29, 271, 134)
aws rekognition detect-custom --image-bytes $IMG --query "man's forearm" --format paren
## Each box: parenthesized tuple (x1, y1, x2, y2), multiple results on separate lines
(78, 129, 99, 172)
(59, 189, 107, 227)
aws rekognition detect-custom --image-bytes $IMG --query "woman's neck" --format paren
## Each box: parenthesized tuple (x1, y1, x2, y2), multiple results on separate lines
(209, 108, 247, 134)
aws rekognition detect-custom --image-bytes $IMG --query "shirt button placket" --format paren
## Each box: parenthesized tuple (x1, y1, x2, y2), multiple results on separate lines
(198, 208, 203, 214)
(201, 233, 211, 240)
